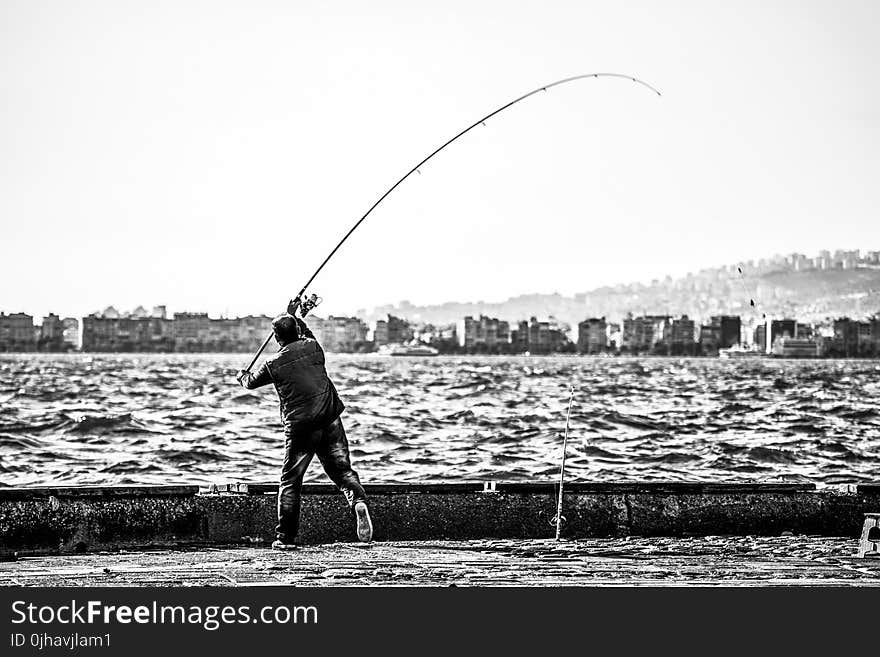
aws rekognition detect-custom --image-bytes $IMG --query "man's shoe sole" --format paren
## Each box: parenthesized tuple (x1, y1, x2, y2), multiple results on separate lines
(355, 502, 373, 542)
(271, 540, 297, 550)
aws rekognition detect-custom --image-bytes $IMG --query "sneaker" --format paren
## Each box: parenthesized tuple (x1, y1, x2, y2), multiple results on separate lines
(271, 539, 297, 550)
(354, 501, 373, 542)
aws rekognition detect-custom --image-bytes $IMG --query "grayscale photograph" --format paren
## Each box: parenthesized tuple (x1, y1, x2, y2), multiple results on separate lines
(1, 0, 879, 602)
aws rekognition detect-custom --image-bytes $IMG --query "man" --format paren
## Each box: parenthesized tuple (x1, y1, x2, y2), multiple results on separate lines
(237, 311, 372, 549)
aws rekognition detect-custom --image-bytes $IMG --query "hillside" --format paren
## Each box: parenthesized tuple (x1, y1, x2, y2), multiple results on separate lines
(365, 267, 880, 328)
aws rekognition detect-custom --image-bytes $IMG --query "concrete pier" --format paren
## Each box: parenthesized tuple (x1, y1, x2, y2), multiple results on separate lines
(3, 538, 880, 587)
(2, 482, 878, 557)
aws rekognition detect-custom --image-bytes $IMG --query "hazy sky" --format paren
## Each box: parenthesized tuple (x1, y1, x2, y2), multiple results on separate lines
(2, 0, 878, 320)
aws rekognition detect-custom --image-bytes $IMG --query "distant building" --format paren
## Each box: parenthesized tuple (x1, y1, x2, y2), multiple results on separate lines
(829, 317, 878, 357)
(772, 337, 824, 358)
(80, 315, 116, 351)
(769, 319, 797, 352)
(61, 318, 80, 350)
(753, 324, 766, 351)
(193, 315, 272, 352)
(831, 318, 859, 356)
(415, 323, 458, 352)
(80, 309, 274, 353)
(82, 314, 158, 352)
(622, 314, 670, 353)
(796, 323, 815, 339)
(577, 317, 607, 354)
(835, 249, 860, 270)
(456, 315, 511, 353)
(81, 305, 177, 352)
(172, 312, 212, 352)
(699, 323, 719, 355)
(606, 322, 621, 351)
(233, 315, 273, 351)
(205, 318, 238, 351)
(511, 317, 573, 354)
(39, 313, 65, 351)
(373, 315, 413, 346)
(857, 321, 873, 351)
(715, 316, 742, 349)
(788, 253, 812, 271)
(700, 315, 741, 355)
(310, 316, 369, 352)
(410, 322, 455, 345)
(754, 318, 797, 353)
(663, 316, 696, 355)
(0, 312, 36, 351)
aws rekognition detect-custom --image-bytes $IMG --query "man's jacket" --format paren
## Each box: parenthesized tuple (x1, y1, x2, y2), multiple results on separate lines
(239, 338, 345, 432)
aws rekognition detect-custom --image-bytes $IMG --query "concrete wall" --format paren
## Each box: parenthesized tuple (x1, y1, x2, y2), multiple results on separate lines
(1, 482, 878, 556)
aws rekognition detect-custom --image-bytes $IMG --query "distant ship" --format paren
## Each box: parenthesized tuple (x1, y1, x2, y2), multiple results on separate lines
(379, 343, 439, 357)
(718, 344, 765, 359)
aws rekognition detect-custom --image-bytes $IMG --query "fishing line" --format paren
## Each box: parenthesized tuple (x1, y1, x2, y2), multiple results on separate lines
(736, 264, 765, 320)
(736, 264, 766, 351)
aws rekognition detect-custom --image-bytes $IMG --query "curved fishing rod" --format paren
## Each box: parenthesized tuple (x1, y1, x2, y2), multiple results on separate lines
(244, 72, 662, 372)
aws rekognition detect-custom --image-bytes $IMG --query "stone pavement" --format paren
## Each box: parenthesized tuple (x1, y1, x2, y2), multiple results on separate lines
(2, 537, 880, 586)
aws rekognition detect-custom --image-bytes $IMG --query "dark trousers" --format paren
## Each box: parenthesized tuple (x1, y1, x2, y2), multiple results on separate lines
(276, 417, 367, 542)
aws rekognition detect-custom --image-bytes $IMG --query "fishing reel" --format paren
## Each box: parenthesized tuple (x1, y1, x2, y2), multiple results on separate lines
(293, 293, 322, 318)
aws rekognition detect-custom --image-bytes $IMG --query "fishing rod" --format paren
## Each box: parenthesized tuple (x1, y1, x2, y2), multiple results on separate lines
(554, 384, 576, 541)
(244, 73, 662, 372)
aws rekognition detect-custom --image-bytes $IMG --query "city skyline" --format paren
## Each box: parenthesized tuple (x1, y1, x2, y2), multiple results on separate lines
(3, 305, 878, 358)
(4, 246, 880, 354)
(3, 245, 879, 323)
(2, 1, 879, 321)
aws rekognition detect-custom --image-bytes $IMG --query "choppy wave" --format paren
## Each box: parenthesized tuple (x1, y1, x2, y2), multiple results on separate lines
(0, 354, 879, 487)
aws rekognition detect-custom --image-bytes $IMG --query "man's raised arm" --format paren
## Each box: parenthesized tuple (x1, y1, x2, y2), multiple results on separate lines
(296, 317, 316, 341)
